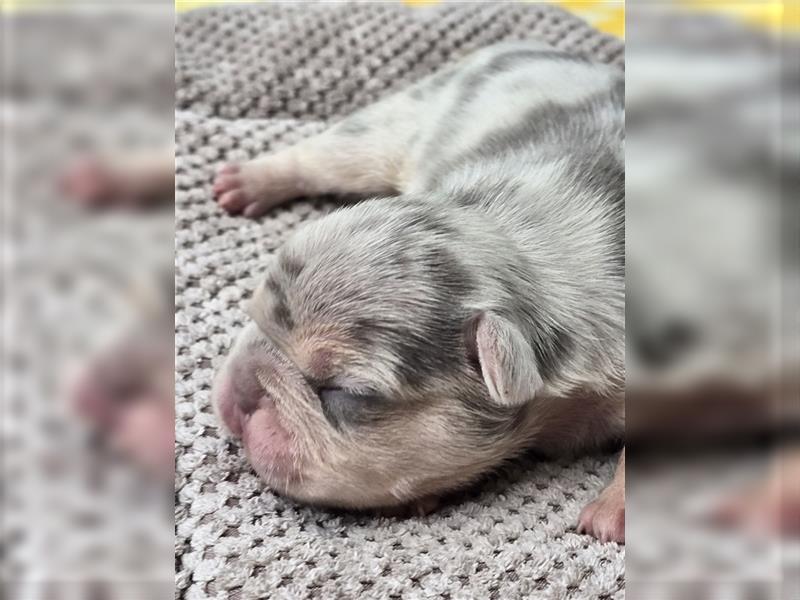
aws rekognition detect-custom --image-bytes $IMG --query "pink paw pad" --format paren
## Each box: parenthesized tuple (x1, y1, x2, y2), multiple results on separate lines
(213, 164, 250, 214)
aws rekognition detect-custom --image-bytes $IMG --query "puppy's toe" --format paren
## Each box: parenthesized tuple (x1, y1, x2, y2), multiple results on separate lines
(217, 163, 241, 177)
(213, 163, 263, 215)
(213, 160, 297, 218)
(213, 174, 241, 195)
(242, 199, 276, 219)
(219, 189, 248, 213)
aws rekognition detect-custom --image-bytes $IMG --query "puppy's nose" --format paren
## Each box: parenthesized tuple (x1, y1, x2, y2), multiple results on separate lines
(236, 384, 261, 416)
(230, 359, 268, 416)
(212, 361, 269, 438)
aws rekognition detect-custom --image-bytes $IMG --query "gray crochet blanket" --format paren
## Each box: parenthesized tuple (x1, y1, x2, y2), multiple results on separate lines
(174, 4, 625, 599)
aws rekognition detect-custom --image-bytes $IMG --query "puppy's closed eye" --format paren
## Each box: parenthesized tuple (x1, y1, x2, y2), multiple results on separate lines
(319, 388, 386, 430)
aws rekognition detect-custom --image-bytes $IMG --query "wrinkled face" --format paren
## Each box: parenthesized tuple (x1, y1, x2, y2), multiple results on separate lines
(212, 202, 529, 509)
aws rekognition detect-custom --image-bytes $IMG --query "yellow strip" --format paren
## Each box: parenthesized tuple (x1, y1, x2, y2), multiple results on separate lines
(176, 0, 260, 11)
(554, 0, 624, 37)
(677, 0, 785, 32)
(1, 0, 69, 9)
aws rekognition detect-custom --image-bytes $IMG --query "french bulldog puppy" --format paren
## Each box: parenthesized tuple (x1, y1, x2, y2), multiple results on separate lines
(211, 42, 626, 543)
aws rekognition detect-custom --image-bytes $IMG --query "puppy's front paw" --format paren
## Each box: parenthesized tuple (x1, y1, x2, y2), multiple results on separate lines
(213, 163, 252, 215)
(577, 484, 625, 544)
(60, 157, 117, 207)
(214, 161, 295, 218)
(61, 155, 169, 208)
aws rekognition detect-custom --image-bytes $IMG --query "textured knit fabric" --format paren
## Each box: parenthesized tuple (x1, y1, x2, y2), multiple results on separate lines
(174, 4, 625, 599)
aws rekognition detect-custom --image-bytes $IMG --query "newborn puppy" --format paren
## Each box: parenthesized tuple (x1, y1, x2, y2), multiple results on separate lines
(212, 42, 626, 542)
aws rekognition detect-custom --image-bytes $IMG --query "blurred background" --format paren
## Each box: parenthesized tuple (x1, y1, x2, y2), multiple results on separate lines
(1, 0, 797, 599)
(625, 2, 798, 599)
(1, 2, 175, 599)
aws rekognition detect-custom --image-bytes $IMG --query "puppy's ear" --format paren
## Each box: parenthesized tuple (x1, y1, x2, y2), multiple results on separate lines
(242, 282, 271, 333)
(464, 311, 543, 406)
(243, 258, 278, 331)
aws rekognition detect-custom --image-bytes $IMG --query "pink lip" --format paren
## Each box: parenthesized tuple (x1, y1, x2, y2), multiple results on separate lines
(241, 406, 299, 483)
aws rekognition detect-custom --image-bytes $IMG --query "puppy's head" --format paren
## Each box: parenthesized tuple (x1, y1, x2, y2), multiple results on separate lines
(213, 201, 553, 509)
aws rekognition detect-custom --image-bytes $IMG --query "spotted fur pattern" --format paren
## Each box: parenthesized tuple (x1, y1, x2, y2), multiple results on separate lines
(213, 42, 625, 509)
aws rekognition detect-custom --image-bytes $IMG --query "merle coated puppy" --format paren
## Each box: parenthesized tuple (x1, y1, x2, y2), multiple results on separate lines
(211, 41, 625, 543)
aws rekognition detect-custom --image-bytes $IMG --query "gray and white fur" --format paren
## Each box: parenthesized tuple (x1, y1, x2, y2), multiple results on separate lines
(212, 42, 625, 536)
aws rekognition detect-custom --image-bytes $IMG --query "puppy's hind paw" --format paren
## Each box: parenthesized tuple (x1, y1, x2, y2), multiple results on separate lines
(577, 485, 625, 544)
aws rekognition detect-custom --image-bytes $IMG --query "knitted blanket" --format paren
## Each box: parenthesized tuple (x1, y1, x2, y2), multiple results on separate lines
(174, 4, 625, 599)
